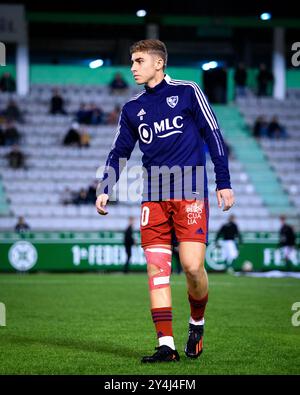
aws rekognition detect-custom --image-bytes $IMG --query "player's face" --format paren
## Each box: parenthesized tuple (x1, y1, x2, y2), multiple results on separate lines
(131, 52, 162, 85)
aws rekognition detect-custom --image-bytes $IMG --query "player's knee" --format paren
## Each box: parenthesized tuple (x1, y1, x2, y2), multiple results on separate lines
(184, 263, 205, 280)
(147, 263, 160, 277)
(184, 266, 199, 280)
(144, 247, 172, 291)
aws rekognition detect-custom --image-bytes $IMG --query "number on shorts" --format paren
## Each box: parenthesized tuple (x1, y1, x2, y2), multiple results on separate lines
(141, 206, 150, 226)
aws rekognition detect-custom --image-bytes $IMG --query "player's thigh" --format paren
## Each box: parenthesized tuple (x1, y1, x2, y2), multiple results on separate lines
(172, 199, 209, 245)
(179, 241, 206, 273)
(140, 202, 172, 249)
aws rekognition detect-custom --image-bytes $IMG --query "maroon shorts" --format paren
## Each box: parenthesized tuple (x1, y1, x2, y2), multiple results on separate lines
(140, 199, 209, 248)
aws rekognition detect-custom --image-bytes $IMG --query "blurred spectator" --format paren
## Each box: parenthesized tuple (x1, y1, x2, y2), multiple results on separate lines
(203, 67, 227, 104)
(214, 66, 227, 104)
(234, 63, 248, 98)
(86, 180, 97, 204)
(60, 187, 74, 205)
(253, 115, 268, 138)
(3, 120, 20, 146)
(75, 103, 104, 125)
(257, 63, 274, 97)
(50, 88, 67, 115)
(89, 103, 105, 125)
(279, 215, 297, 269)
(203, 68, 214, 103)
(63, 122, 81, 146)
(123, 216, 135, 274)
(80, 128, 91, 148)
(0, 72, 16, 92)
(76, 103, 90, 124)
(0, 124, 5, 146)
(6, 145, 25, 169)
(109, 72, 128, 95)
(267, 116, 287, 139)
(73, 188, 89, 205)
(3, 99, 23, 122)
(107, 105, 121, 125)
(15, 216, 30, 233)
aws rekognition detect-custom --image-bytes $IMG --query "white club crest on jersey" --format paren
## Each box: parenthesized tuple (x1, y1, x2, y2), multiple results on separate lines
(137, 108, 146, 120)
(166, 96, 179, 108)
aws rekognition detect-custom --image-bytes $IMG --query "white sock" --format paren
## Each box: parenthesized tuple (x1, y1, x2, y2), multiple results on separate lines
(189, 317, 205, 326)
(158, 336, 175, 350)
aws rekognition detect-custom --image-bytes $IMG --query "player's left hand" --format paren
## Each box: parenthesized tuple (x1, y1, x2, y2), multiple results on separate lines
(216, 188, 235, 211)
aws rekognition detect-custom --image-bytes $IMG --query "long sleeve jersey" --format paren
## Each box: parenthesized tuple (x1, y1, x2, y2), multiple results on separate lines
(99, 74, 231, 201)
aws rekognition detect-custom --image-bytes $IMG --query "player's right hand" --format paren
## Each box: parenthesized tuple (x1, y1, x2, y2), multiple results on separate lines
(96, 193, 109, 215)
(216, 188, 235, 211)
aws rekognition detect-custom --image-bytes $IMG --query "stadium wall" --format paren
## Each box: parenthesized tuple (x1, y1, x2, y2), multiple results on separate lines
(2, 65, 300, 98)
(0, 231, 299, 273)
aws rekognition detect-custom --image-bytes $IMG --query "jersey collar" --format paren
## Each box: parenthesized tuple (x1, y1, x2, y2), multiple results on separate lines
(145, 74, 170, 94)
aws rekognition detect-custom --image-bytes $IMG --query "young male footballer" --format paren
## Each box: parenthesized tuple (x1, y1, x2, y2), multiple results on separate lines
(96, 39, 234, 363)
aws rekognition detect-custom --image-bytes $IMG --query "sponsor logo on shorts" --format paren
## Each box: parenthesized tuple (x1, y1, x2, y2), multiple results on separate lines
(186, 202, 203, 213)
(186, 202, 203, 225)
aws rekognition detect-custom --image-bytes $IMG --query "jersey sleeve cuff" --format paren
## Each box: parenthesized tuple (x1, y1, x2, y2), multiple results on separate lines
(216, 181, 232, 190)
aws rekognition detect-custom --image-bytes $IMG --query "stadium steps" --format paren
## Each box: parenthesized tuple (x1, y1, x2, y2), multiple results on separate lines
(0, 179, 10, 216)
(213, 104, 294, 216)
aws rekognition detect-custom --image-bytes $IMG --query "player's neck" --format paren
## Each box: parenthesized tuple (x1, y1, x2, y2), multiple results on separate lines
(146, 73, 165, 88)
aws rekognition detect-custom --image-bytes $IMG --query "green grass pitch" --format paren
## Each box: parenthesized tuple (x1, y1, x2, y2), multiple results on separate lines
(0, 272, 299, 375)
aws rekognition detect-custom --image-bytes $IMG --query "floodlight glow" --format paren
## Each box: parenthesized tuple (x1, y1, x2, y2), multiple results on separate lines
(202, 61, 218, 71)
(89, 59, 104, 69)
(260, 12, 272, 21)
(209, 61, 218, 69)
(136, 10, 147, 17)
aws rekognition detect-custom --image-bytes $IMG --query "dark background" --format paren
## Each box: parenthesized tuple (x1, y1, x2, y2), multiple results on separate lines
(3, 0, 300, 67)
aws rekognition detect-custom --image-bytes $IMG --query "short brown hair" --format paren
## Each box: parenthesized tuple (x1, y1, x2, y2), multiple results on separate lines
(130, 39, 168, 69)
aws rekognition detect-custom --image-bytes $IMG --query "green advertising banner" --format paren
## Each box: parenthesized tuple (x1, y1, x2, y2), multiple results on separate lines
(0, 232, 299, 273)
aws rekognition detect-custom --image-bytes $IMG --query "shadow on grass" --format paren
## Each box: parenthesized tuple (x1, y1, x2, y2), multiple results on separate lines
(4, 334, 142, 359)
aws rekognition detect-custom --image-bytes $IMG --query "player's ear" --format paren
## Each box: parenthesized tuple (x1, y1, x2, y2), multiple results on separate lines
(155, 56, 164, 71)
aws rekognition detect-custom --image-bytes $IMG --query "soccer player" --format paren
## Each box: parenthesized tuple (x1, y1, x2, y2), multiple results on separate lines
(123, 216, 135, 274)
(215, 215, 242, 272)
(96, 39, 234, 363)
(278, 215, 297, 269)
